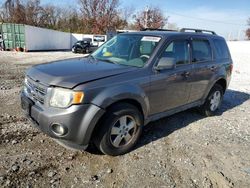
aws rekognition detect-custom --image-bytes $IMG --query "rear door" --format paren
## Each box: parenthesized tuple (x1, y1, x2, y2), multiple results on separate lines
(149, 38, 193, 115)
(188, 37, 216, 103)
(213, 38, 233, 83)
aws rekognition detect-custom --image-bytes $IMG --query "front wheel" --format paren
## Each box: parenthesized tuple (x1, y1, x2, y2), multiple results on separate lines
(199, 84, 224, 116)
(85, 47, 90, 54)
(72, 48, 76, 53)
(94, 103, 143, 156)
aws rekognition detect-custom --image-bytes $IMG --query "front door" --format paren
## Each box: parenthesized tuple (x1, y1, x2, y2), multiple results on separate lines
(149, 38, 193, 115)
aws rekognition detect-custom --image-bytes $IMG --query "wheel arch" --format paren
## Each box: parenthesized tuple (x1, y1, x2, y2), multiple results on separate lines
(89, 99, 145, 146)
(214, 78, 227, 94)
(105, 99, 144, 120)
(203, 77, 227, 101)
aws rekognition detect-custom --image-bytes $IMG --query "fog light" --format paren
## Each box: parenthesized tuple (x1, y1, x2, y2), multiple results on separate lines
(51, 123, 68, 136)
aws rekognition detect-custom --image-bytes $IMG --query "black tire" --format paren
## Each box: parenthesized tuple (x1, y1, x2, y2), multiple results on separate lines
(200, 84, 224, 117)
(94, 103, 143, 156)
(72, 48, 76, 53)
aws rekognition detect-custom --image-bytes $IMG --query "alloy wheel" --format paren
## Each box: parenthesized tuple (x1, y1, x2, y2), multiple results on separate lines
(110, 115, 137, 148)
(210, 91, 221, 111)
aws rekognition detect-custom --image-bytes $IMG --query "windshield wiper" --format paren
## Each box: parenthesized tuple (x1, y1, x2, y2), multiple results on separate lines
(88, 54, 97, 61)
(97, 58, 118, 65)
(88, 55, 119, 65)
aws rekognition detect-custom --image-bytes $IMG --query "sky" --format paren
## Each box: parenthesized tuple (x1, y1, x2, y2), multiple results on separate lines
(120, 0, 250, 40)
(2, 0, 249, 40)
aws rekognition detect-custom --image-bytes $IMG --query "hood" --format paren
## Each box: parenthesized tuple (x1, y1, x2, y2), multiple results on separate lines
(26, 57, 137, 88)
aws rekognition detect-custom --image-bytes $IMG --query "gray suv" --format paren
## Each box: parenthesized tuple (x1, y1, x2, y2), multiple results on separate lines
(21, 28, 233, 156)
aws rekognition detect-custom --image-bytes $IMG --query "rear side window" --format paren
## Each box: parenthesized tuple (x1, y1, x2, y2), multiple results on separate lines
(213, 39, 230, 59)
(192, 39, 212, 62)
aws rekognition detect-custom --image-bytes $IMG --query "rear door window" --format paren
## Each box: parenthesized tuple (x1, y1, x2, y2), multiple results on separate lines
(213, 39, 230, 59)
(191, 39, 212, 62)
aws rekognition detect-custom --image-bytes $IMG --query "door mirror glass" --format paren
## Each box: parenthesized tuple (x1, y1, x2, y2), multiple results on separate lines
(156, 57, 175, 70)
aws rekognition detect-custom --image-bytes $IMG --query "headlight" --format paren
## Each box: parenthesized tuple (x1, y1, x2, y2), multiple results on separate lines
(50, 88, 84, 108)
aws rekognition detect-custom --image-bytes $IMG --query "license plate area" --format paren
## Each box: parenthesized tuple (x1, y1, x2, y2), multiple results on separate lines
(21, 96, 34, 116)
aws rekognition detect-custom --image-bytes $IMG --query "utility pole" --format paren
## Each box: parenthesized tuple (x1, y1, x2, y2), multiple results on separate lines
(144, 6, 149, 28)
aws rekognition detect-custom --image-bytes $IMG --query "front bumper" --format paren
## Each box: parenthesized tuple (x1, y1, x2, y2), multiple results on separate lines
(21, 91, 105, 150)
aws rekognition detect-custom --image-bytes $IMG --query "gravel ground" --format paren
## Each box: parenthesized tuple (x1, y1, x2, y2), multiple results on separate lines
(0, 46, 249, 188)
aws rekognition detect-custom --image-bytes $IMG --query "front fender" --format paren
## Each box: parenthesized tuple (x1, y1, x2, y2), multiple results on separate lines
(89, 84, 150, 118)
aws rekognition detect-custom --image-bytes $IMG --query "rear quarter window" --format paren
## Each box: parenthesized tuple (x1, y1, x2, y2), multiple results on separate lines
(213, 39, 230, 59)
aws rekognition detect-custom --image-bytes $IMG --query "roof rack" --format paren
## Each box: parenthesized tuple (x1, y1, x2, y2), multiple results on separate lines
(141, 28, 178, 32)
(180, 28, 216, 35)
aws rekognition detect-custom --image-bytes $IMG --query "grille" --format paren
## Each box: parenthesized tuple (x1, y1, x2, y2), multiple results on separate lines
(25, 77, 47, 104)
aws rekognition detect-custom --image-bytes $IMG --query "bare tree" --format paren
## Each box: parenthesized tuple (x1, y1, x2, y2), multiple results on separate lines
(246, 29, 250, 40)
(38, 5, 61, 28)
(4, 0, 15, 21)
(246, 18, 250, 40)
(0, 0, 127, 34)
(2, 0, 26, 23)
(119, 5, 134, 29)
(78, 0, 127, 34)
(14, 0, 26, 23)
(25, 0, 42, 26)
(132, 7, 168, 30)
(0, 4, 7, 21)
(57, 8, 83, 33)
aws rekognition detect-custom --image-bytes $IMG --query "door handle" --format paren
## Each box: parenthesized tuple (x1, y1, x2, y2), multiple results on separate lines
(181, 71, 190, 78)
(210, 66, 217, 71)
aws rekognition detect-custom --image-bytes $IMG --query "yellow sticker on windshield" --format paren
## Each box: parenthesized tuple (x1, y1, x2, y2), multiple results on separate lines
(141, 36, 161, 42)
(103, 52, 113, 57)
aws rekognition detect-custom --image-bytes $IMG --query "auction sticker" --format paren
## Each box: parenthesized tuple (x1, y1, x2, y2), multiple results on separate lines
(141, 36, 161, 42)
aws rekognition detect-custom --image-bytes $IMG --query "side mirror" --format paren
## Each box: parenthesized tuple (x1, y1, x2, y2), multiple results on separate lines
(155, 57, 175, 70)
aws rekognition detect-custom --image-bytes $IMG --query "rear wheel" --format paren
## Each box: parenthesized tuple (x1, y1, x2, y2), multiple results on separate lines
(200, 84, 224, 116)
(94, 103, 143, 156)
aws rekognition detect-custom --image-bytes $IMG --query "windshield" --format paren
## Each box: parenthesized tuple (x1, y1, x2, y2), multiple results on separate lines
(91, 34, 161, 67)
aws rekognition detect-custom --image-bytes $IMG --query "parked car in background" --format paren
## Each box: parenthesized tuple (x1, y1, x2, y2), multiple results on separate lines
(93, 35, 106, 42)
(21, 28, 233, 156)
(72, 38, 98, 54)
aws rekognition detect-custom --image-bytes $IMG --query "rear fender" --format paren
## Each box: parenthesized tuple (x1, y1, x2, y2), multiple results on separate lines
(202, 76, 227, 101)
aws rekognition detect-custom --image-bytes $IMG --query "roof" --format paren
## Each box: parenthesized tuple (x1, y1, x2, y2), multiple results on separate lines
(119, 29, 224, 40)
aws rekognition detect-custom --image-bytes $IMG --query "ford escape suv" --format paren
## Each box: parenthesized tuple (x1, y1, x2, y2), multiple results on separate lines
(21, 28, 233, 156)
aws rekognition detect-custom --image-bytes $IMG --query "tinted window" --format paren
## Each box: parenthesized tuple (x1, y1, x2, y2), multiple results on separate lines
(161, 40, 189, 65)
(213, 39, 230, 59)
(192, 39, 212, 62)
